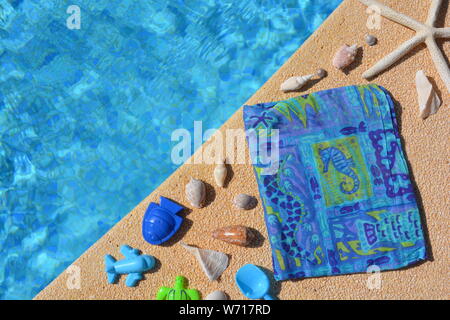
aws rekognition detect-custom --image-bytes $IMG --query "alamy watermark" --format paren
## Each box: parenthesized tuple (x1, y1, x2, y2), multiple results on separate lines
(366, 265, 382, 290)
(66, 265, 81, 290)
(366, 5, 382, 30)
(171, 121, 280, 175)
(66, 5, 81, 30)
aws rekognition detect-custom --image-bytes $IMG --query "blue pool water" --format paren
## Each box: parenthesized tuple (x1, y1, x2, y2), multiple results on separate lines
(0, 0, 341, 299)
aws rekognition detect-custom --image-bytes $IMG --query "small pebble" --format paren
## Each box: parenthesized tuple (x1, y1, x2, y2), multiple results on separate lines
(316, 68, 327, 79)
(365, 34, 377, 46)
(233, 194, 257, 210)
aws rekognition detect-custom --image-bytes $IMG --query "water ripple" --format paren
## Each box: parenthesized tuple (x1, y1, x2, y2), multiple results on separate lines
(0, 0, 341, 299)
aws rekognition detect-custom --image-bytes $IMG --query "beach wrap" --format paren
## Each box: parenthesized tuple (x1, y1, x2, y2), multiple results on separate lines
(243, 84, 427, 281)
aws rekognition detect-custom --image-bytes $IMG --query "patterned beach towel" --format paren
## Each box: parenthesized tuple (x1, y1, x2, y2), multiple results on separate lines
(243, 84, 427, 281)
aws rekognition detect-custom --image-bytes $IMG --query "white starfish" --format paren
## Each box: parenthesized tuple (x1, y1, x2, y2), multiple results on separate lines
(359, 0, 450, 93)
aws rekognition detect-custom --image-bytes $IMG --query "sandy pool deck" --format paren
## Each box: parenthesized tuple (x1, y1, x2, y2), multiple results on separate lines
(35, 0, 449, 300)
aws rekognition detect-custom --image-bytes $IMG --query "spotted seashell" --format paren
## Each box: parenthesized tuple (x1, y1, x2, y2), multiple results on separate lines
(333, 44, 358, 70)
(212, 225, 256, 247)
(233, 194, 257, 210)
(185, 177, 206, 208)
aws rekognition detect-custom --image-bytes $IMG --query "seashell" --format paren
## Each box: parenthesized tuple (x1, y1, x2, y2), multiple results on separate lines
(365, 34, 377, 46)
(205, 290, 229, 300)
(333, 44, 358, 70)
(415, 70, 441, 119)
(233, 194, 257, 210)
(214, 159, 227, 187)
(212, 225, 256, 247)
(180, 242, 229, 281)
(316, 68, 327, 79)
(185, 177, 206, 208)
(280, 74, 314, 92)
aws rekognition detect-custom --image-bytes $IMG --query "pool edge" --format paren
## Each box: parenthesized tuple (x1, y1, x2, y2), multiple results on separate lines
(34, 0, 450, 300)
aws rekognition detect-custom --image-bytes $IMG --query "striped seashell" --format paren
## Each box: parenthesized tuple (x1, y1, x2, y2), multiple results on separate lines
(212, 225, 256, 247)
(185, 177, 206, 208)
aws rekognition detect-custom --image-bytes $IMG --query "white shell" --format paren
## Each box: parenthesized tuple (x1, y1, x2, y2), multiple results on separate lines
(185, 177, 206, 208)
(415, 70, 441, 119)
(205, 290, 228, 300)
(280, 74, 314, 92)
(180, 242, 229, 281)
(214, 159, 227, 187)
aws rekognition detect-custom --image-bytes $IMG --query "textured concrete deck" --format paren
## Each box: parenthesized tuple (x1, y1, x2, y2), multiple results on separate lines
(36, 0, 449, 300)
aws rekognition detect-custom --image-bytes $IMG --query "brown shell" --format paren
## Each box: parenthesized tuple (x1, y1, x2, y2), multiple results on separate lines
(212, 225, 255, 247)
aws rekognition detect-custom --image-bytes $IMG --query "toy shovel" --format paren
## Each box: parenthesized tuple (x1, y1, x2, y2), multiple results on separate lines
(235, 264, 276, 300)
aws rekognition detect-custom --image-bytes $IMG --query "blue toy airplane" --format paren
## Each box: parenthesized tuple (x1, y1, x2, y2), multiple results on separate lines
(104, 244, 156, 287)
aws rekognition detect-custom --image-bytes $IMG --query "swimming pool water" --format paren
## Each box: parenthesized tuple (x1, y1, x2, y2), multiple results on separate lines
(0, 0, 341, 299)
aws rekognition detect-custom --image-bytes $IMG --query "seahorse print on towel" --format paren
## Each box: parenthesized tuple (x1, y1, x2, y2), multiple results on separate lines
(319, 147, 360, 194)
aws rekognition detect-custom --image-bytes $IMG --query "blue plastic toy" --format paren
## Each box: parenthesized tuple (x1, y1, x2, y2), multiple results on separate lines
(235, 264, 276, 300)
(105, 244, 156, 287)
(142, 196, 184, 245)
